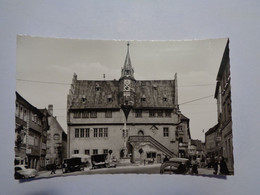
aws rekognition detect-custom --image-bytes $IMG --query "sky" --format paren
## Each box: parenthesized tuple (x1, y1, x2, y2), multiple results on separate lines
(16, 36, 228, 141)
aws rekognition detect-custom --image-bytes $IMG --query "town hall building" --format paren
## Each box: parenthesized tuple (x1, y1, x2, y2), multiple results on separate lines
(67, 43, 191, 164)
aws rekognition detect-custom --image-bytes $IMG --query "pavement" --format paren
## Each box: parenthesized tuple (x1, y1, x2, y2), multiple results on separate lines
(36, 164, 216, 179)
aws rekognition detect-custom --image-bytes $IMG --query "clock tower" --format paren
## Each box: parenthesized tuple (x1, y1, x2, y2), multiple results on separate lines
(119, 42, 136, 158)
(119, 42, 136, 111)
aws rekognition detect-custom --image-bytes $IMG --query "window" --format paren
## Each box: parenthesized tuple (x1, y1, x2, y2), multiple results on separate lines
(149, 110, 156, 117)
(80, 128, 85, 137)
(16, 103, 19, 117)
(23, 109, 27, 121)
(178, 137, 183, 143)
(90, 111, 97, 118)
(165, 110, 171, 117)
(147, 152, 156, 158)
(20, 107, 23, 119)
(99, 128, 103, 137)
(74, 150, 79, 154)
(141, 97, 146, 102)
(105, 110, 112, 118)
(95, 84, 101, 91)
(85, 150, 90, 155)
(163, 127, 169, 137)
(82, 111, 89, 118)
(178, 126, 183, 131)
(82, 97, 87, 103)
(86, 128, 90, 137)
(163, 97, 167, 102)
(74, 111, 81, 118)
(104, 128, 108, 137)
(103, 149, 108, 154)
(34, 136, 39, 146)
(53, 133, 60, 140)
(75, 128, 79, 138)
(94, 128, 98, 137)
(135, 110, 142, 118)
(93, 149, 98, 155)
(107, 96, 113, 103)
(157, 110, 163, 117)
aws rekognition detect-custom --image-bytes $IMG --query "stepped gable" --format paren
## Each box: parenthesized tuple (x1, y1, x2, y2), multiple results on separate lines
(134, 80, 175, 109)
(70, 80, 120, 109)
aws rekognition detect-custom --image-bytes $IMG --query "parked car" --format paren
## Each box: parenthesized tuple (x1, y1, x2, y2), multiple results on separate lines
(14, 169, 25, 180)
(14, 165, 38, 179)
(62, 157, 84, 173)
(91, 154, 117, 169)
(160, 158, 191, 174)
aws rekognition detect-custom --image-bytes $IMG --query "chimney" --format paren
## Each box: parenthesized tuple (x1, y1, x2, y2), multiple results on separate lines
(48, 104, 53, 116)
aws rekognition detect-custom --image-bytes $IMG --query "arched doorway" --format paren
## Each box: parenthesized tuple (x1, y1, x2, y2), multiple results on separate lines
(138, 130, 144, 136)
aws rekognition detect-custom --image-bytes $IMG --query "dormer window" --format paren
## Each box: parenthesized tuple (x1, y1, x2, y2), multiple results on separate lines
(107, 95, 113, 103)
(95, 84, 101, 91)
(163, 97, 167, 102)
(141, 95, 146, 102)
(153, 85, 157, 90)
(82, 96, 87, 103)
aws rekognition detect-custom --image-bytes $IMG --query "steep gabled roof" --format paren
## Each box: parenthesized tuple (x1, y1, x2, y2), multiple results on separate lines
(205, 123, 219, 136)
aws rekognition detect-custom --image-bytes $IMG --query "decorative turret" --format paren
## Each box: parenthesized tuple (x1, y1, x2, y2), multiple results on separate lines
(120, 42, 135, 80)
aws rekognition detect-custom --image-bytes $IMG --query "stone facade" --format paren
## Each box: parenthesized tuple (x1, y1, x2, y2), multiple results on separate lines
(44, 105, 67, 167)
(15, 92, 47, 171)
(67, 43, 190, 164)
(214, 39, 234, 172)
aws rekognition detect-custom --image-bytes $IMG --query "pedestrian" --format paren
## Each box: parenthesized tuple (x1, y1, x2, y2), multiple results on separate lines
(50, 163, 56, 175)
(191, 157, 198, 175)
(213, 157, 219, 175)
(219, 156, 229, 175)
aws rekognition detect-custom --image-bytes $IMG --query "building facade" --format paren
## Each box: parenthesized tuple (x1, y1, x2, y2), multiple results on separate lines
(176, 114, 191, 158)
(67, 43, 190, 164)
(214, 39, 234, 172)
(15, 92, 47, 171)
(43, 105, 67, 167)
(205, 123, 219, 158)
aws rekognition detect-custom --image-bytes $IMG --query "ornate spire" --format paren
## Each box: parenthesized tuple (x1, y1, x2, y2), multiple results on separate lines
(120, 42, 135, 79)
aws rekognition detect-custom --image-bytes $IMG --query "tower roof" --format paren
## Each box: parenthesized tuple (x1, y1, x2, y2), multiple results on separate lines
(124, 42, 132, 69)
(120, 42, 135, 80)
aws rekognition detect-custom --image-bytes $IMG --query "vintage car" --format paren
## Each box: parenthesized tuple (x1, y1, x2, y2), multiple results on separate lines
(91, 154, 117, 169)
(14, 165, 38, 179)
(62, 157, 84, 173)
(160, 158, 191, 174)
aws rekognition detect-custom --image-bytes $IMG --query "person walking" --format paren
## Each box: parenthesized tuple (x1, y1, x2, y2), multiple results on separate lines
(219, 156, 229, 175)
(213, 157, 219, 175)
(50, 163, 56, 175)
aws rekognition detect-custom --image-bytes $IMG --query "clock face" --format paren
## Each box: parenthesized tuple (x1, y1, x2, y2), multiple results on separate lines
(124, 79, 131, 92)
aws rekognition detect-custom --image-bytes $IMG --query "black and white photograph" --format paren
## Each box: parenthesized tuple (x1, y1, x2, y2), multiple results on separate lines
(15, 37, 233, 180)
